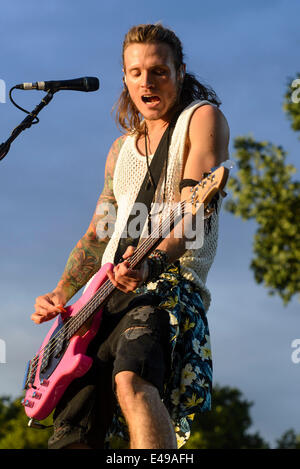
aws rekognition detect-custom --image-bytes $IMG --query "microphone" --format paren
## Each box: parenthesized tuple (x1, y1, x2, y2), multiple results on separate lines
(15, 76, 99, 92)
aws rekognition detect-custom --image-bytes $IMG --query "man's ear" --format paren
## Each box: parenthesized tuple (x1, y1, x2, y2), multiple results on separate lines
(122, 68, 127, 86)
(179, 64, 186, 81)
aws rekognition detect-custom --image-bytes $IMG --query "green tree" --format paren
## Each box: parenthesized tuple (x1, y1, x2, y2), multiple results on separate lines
(1, 389, 299, 449)
(224, 76, 300, 305)
(0, 395, 52, 449)
(276, 429, 300, 449)
(185, 384, 269, 449)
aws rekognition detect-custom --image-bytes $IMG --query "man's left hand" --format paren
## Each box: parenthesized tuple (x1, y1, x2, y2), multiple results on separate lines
(106, 245, 149, 293)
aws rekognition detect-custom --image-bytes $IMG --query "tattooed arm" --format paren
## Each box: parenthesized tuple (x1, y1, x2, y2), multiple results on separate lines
(31, 136, 125, 324)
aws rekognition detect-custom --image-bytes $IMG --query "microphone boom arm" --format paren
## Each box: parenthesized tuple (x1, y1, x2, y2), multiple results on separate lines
(0, 89, 56, 162)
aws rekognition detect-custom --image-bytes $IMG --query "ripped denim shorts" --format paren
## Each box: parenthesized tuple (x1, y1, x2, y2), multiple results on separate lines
(48, 295, 171, 449)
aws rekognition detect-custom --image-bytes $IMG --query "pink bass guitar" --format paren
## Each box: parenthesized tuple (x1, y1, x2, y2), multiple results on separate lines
(22, 165, 229, 425)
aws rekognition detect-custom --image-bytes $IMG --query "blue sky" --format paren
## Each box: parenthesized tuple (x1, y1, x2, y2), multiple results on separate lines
(0, 0, 299, 447)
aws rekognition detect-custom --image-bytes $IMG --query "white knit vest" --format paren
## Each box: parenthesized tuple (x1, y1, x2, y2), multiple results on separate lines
(101, 100, 222, 312)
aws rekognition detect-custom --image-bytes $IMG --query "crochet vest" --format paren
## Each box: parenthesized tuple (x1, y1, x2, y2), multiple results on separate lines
(101, 100, 222, 312)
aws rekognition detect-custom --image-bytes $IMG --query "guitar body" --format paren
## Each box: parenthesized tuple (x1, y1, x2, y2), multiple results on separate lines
(22, 263, 114, 420)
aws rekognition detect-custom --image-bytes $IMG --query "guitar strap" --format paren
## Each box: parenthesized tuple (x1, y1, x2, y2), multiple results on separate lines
(105, 110, 180, 315)
(113, 110, 180, 265)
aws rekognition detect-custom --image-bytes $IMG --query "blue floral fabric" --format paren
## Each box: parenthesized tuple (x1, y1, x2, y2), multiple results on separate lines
(105, 262, 213, 448)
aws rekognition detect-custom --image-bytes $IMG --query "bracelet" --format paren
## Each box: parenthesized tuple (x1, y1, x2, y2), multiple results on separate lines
(146, 249, 170, 282)
(179, 178, 199, 193)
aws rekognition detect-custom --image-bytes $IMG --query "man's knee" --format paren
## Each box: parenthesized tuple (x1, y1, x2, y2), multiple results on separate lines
(115, 371, 159, 412)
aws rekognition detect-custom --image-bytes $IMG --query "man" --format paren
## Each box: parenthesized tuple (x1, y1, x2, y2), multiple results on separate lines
(31, 24, 229, 449)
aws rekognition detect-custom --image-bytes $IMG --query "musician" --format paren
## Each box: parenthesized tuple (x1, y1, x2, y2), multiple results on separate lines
(31, 23, 229, 449)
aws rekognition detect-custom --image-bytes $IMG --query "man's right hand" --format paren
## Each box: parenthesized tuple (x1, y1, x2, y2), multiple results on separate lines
(31, 290, 68, 324)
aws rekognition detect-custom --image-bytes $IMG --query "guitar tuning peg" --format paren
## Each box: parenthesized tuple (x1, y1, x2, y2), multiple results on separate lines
(204, 207, 215, 218)
(221, 159, 235, 170)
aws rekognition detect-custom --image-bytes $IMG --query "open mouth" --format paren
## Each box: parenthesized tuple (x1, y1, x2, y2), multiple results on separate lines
(141, 95, 160, 103)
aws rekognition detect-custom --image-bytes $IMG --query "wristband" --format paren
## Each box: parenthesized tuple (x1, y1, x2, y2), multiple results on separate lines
(146, 249, 170, 282)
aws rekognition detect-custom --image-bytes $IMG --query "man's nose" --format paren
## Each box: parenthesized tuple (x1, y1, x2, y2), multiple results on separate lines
(141, 71, 154, 88)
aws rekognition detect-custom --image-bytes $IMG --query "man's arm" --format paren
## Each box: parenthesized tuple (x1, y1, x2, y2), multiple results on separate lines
(107, 104, 230, 292)
(31, 136, 125, 324)
(154, 103, 230, 263)
(54, 136, 124, 301)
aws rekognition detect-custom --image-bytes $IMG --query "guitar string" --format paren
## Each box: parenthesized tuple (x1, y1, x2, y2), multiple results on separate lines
(26, 198, 189, 382)
(26, 171, 220, 385)
(26, 202, 184, 382)
(34, 203, 182, 358)
(26, 173, 218, 386)
(27, 173, 219, 385)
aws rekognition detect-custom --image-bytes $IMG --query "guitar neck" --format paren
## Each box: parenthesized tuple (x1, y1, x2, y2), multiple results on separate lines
(128, 200, 186, 268)
(65, 199, 187, 338)
(63, 162, 231, 338)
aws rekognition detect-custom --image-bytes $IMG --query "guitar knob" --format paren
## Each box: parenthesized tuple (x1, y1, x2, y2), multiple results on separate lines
(32, 391, 42, 399)
(21, 399, 34, 408)
(40, 379, 49, 387)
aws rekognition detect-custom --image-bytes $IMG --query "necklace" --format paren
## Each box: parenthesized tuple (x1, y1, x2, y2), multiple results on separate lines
(144, 125, 155, 189)
(144, 124, 169, 203)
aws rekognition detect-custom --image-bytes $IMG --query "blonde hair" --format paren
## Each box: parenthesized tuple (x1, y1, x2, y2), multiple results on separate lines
(114, 23, 221, 135)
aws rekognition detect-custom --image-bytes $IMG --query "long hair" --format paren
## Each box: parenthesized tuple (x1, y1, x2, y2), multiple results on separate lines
(114, 24, 221, 135)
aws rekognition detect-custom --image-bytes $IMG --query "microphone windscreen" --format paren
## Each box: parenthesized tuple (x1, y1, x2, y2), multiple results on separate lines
(84, 77, 99, 92)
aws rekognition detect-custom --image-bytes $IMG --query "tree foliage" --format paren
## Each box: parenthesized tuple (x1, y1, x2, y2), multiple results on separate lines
(0, 386, 299, 449)
(225, 81, 300, 305)
(185, 384, 269, 449)
(0, 395, 52, 449)
(276, 429, 300, 449)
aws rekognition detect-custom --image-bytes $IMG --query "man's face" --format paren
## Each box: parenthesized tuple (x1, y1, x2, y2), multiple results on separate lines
(123, 42, 181, 122)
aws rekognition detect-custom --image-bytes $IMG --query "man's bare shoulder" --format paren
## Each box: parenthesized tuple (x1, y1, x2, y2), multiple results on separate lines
(109, 134, 127, 161)
(187, 103, 230, 164)
(113, 134, 128, 151)
(105, 134, 128, 173)
(189, 103, 230, 138)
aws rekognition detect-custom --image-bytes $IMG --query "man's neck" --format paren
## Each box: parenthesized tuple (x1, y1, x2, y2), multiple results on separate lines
(144, 117, 170, 135)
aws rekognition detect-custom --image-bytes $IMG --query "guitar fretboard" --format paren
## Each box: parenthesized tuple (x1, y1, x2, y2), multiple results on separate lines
(64, 200, 187, 338)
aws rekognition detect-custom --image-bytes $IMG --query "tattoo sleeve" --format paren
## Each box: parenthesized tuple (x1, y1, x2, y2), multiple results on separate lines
(55, 136, 125, 302)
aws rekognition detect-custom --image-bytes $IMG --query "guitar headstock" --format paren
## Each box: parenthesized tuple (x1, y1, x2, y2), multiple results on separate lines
(189, 165, 230, 216)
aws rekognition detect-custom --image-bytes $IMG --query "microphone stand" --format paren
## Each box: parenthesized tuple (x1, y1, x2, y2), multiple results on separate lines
(0, 89, 57, 162)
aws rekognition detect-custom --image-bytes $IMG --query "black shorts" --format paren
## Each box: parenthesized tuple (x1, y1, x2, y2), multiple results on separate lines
(48, 297, 171, 449)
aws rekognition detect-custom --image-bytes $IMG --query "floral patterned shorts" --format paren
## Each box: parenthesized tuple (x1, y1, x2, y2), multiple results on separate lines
(105, 262, 213, 448)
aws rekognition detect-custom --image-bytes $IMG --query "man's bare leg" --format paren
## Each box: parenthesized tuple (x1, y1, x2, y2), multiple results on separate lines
(115, 371, 177, 449)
